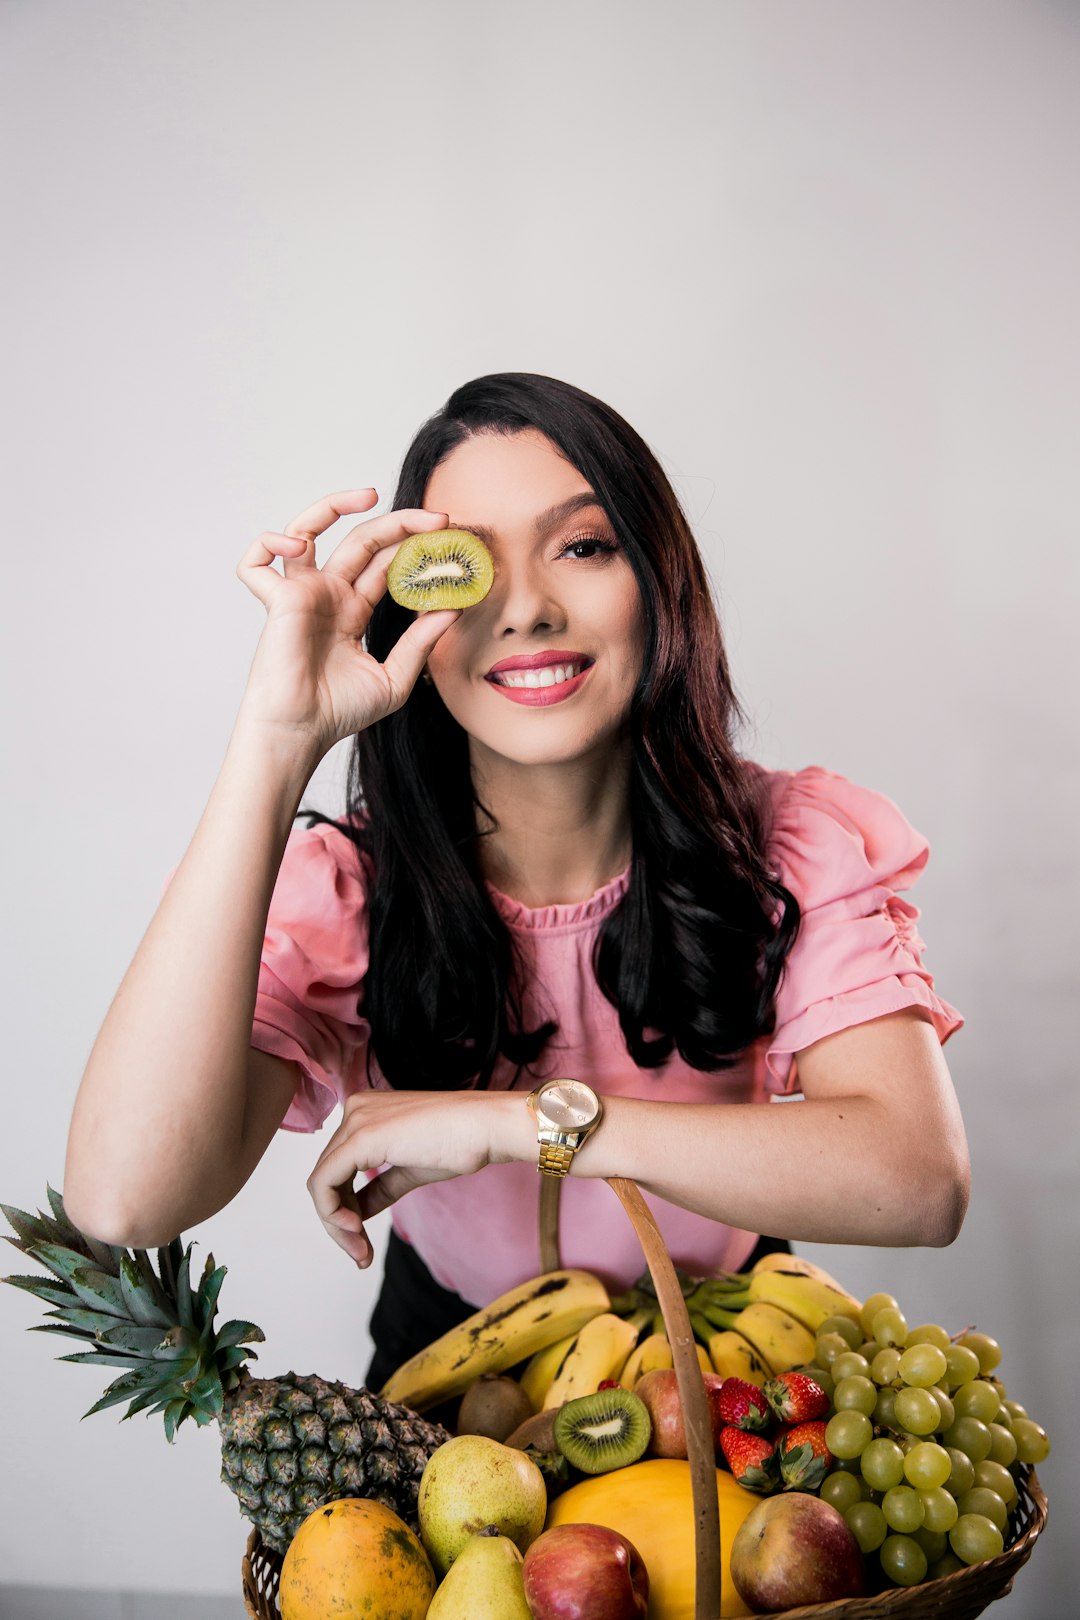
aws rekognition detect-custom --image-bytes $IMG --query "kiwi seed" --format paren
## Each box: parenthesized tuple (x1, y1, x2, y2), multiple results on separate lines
(552, 1387, 652, 1475)
(386, 528, 494, 611)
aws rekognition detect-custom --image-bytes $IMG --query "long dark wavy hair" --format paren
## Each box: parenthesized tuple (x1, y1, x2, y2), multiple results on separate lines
(300, 373, 800, 1089)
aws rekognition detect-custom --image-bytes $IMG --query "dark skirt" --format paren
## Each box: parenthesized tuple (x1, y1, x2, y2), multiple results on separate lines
(365, 1227, 792, 1416)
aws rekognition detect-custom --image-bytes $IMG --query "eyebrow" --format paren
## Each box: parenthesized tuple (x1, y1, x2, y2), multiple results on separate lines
(450, 491, 606, 546)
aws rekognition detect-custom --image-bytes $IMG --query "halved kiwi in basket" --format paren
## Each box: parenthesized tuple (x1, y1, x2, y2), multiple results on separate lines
(553, 1387, 652, 1475)
(386, 528, 495, 611)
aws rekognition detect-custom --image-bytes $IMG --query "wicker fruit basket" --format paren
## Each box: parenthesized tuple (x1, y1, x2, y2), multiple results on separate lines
(242, 1176, 1048, 1620)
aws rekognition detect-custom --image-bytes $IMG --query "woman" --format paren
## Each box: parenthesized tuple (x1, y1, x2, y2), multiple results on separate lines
(63, 373, 969, 1389)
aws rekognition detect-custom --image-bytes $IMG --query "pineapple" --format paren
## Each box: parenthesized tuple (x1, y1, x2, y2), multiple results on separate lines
(2, 1188, 450, 1555)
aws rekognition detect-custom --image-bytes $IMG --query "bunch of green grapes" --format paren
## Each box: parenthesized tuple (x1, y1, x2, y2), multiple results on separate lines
(800, 1295, 1050, 1591)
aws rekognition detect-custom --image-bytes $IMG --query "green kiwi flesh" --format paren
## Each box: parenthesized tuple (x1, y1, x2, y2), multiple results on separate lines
(552, 1387, 652, 1475)
(386, 528, 494, 611)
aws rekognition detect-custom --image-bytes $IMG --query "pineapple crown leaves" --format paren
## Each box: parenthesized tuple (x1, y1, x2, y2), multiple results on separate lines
(2, 1186, 265, 1444)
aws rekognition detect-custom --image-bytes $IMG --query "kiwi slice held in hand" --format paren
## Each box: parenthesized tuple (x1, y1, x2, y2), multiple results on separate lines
(386, 528, 495, 611)
(553, 1387, 652, 1475)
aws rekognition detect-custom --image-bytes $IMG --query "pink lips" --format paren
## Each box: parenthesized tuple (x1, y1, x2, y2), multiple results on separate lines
(484, 650, 594, 707)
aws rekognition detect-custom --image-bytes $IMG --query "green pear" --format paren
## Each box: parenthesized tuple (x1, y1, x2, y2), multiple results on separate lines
(427, 1527, 532, 1619)
(418, 1434, 547, 1577)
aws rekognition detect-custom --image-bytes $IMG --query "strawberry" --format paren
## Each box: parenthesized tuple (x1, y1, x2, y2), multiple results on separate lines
(716, 1376, 772, 1433)
(719, 1426, 780, 1493)
(764, 1370, 830, 1424)
(777, 1420, 833, 1491)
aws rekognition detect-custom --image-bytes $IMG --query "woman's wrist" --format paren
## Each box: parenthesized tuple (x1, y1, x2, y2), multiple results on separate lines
(488, 1090, 641, 1181)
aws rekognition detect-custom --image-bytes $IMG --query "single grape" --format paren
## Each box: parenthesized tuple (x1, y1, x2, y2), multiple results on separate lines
(845, 1500, 888, 1553)
(1002, 1397, 1028, 1423)
(815, 1330, 852, 1368)
(928, 1550, 966, 1579)
(826, 1409, 873, 1459)
(1011, 1418, 1051, 1465)
(957, 1331, 1002, 1374)
(832, 1351, 872, 1382)
(818, 1314, 862, 1349)
(974, 1459, 1018, 1508)
(860, 1291, 899, 1336)
(856, 1340, 880, 1362)
(882, 1485, 925, 1533)
(942, 1415, 992, 1462)
(873, 1387, 898, 1429)
(943, 1344, 981, 1388)
(821, 1469, 865, 1512)
(987, 1422, 1017, 1466)
(880, 1533, 928, 1586)
(913, 1526, 949, 1561)
(952, 1379, 1001, 1424)
(862, 1437, 906, 1491)
(932, 1387, 956, 1431)
(871, 1347, 903, 1386)
(918, 1485, 959, 1533)
(955, 1487, 1007, 1533)
(950, 1512, 1004, 1565)
(898, 1342, 948, 1388)
(834, 1374, 877, 1415)
(903, 1441, 952, 1490)
(872, 1306, 909, 1348)
(906, 1322, 951, 1350)
(945, 1447, 975, 1496)
(894, 1386, 941, 1436)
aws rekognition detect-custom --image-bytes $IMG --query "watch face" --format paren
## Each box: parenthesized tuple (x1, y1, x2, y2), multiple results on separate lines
(541, 1080, 599, 1130)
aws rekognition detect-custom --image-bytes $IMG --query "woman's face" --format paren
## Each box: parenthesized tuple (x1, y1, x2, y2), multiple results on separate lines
(421, 429, 645, 771)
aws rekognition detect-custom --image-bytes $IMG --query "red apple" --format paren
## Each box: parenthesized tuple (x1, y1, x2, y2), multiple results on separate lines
(730, 1492, 865, 1611)
(634, 1368, 727, 1459)
(522, 1523, 649, 1620)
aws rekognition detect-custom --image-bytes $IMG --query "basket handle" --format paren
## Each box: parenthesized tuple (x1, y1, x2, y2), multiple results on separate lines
(605, 1177, 722, 1620)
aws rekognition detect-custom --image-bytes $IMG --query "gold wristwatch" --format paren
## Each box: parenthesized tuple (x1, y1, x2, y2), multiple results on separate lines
(526, 1078, 604, 1176)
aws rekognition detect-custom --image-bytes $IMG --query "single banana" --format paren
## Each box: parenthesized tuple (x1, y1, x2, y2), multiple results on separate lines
(380, 1269, 610, 1411)
(717, 1300, 817, 1375)
(750, 1251, 852, 1293)
(619, 1331, 674, 1388)
(519, 1330, 579, 1410)
(747, 1268, 862, 1332)
(708, 1328, 771, 1387)
(543, 1311, 640, 1409)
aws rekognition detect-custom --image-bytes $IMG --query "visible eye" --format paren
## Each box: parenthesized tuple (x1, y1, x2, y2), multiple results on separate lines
(557, 531, 619, 561)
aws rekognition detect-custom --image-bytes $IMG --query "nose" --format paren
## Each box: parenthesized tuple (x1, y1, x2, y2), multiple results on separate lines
(488, 554, 566, 639)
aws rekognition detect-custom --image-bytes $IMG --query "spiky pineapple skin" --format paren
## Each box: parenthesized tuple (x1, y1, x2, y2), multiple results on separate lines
(219, 1370, 451, 1556)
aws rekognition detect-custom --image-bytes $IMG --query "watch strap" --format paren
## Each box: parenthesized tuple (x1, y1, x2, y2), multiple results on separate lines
(537, 1139, 577, 1177)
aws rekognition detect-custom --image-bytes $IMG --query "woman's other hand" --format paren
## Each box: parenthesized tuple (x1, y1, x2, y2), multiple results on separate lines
(306, 1090, 509, 1268)
(235, 489, 460, 760)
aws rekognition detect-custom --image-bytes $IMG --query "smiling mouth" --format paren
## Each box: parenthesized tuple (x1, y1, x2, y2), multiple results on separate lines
(487, 659, 592, 690)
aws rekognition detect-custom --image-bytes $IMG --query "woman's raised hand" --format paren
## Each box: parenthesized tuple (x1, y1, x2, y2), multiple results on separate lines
(235, 489, 460, 759)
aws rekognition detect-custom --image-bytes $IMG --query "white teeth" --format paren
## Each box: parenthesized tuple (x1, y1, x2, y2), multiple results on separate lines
(495, 662, 584, 689)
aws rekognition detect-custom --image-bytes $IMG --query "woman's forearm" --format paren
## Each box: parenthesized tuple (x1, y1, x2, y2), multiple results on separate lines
(63, 716, 321, 1243)
(492, 1089, 968, 1249)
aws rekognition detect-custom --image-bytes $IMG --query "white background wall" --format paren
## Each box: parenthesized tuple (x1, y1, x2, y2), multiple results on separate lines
(1, 2, 1075, 1615)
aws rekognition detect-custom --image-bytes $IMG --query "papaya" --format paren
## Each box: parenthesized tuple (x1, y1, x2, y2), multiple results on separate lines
(279, 1497, 436, 1620)
(545, 1458, 757, 1618)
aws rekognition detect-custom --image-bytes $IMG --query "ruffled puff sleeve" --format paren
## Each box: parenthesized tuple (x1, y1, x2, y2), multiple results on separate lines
(161, 821, 374, 1134)
(764, 767, 964, 1095)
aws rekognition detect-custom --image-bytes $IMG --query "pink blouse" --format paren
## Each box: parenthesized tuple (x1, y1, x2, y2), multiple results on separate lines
(245, 764, 963, 1305)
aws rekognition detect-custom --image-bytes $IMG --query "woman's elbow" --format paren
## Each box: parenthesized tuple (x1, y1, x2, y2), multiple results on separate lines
(922, 1141, 971, 1247)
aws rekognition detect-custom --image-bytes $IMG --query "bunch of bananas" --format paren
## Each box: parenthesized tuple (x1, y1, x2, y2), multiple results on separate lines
(611, 1253, 864, 1386)
(379, 1252, 862, 1415)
